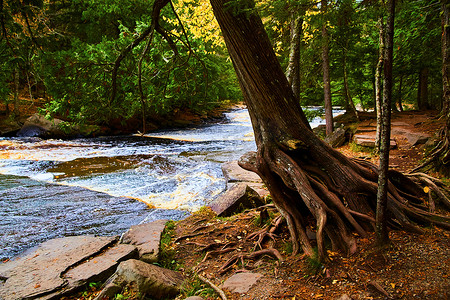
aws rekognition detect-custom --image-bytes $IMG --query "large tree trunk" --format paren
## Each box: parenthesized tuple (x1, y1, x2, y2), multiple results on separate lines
(209, 0, 449, 261)
(321, 0, 333, 136)
(286, 11, 303, 100)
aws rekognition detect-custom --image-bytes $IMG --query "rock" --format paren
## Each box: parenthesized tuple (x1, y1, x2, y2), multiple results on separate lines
(222, 160, 262, 183)
(17, 113, 66, 138)
(120, 219, 168, 263)
(222, 272, 263, 293)
(209, 183, 264, 216)
(336, 294, 353, 300)
(62, 244, 138, 293)
(0, 236, 116, 300)
(324, 127, 346, 148)
(404, 132, 430, 147)
(95, 259, 185, 300)
(221, 159, 269, 199)
(185, 297, 204, 300)
(353, 134, 397, 149)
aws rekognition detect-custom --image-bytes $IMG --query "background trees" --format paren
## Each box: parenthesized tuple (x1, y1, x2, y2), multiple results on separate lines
(0, 0, 445, 129)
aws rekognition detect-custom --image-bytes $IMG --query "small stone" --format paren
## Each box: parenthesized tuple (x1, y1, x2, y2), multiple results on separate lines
(222, 272, 263, 293)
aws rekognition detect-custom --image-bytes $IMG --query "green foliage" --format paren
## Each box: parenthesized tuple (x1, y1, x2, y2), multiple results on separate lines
(306, 248, 323, 274)
(158, 220, 181, 270)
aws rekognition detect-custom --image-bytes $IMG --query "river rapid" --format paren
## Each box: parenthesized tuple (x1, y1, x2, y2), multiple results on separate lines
(0, 108, 342, 260)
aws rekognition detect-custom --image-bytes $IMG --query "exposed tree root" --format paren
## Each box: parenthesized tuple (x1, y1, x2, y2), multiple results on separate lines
(239, 148, 450, 262)
(246, 214, 283, 250)
(217, 248, 284, 275)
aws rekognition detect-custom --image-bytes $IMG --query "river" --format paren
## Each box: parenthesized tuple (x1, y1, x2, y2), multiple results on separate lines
(0, 108, 342, 260)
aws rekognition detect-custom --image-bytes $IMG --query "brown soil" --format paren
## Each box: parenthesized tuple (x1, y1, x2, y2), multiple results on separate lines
(169, 110, 450, 300)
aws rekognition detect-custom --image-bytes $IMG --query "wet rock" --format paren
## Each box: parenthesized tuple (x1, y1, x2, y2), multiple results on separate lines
(222, 160, 262, 183)
(209, 182, 264, 216)
(95, 259, 185, 300)
(0, 236, 116, 300)
(120, 219, 168, 263)
(17, 113, 65, 138)
(222, 272, 263, 293)
(324, 127, 346, 148)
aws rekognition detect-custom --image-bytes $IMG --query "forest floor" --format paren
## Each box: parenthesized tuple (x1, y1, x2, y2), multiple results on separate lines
(167, 110, 449, 300)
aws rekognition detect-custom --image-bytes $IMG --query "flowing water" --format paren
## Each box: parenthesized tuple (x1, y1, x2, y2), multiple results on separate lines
(0, 108, 342, 260)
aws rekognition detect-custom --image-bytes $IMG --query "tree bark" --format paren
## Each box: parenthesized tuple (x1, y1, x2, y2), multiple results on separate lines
(14, 65, 19, 117)
(209, 0, 449, 261)
(417, 68, 429, 110)
(286, 11, 303, 100)
(321, 0, 333, 136)
(375, 16, 385, 150)
(376, 0, 395, 247)
(342, 44, 359, 120)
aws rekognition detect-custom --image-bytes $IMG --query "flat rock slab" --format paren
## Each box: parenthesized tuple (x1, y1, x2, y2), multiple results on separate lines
(353, 135, 397, 149)
(222, 161, 262, 183)
(95, 259, 185, 300)
(62, 244, 137, 293)
(120, 219, 167, 263)
(209, 183, 264, 216)
(0, 236, 116, 300)
(222, 272, 263, 293)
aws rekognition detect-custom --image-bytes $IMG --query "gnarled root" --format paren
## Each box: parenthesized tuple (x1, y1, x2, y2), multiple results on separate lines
(239, 148, 450, 262)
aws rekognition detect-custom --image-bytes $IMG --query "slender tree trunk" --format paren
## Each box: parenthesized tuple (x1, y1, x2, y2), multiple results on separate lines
(209, 0, 449, 262)
(417, 68, 429, 110)
(342, 46, 359, 120)
(397, 74, 403, 111)
(286, 12, 303, 100)
(376, 0, 395, 247)
(14, 65, 19, 117)
(375, 17, 385, 150)
(321, 0, 333, 135)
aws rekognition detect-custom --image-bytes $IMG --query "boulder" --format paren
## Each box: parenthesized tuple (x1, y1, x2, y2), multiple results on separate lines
(17, 113, 65, 138)
(209, 183, 264, 216)
(324, 127, 346, 148)
(222, 160, 262, 183)
(221, 272, 263, 293)
(95, 259, 185, 300)
(404, 132, 430, 147)
(221, 159, 269, 199)
(0, 236, 116, 300)
(120, 219, 168, 263)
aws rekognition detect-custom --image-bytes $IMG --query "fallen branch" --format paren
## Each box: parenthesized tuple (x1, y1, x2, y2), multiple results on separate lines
(197, 274, 227, 300)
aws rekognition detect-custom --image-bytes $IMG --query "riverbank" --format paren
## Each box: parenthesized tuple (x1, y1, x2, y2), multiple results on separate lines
(0, 100, 244, 138)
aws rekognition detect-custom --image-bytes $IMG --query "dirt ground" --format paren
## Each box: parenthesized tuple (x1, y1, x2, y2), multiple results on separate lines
(169, 110, 450, 300)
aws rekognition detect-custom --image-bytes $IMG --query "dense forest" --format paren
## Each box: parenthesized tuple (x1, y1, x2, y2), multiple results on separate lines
(0, 0, 444, 130)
